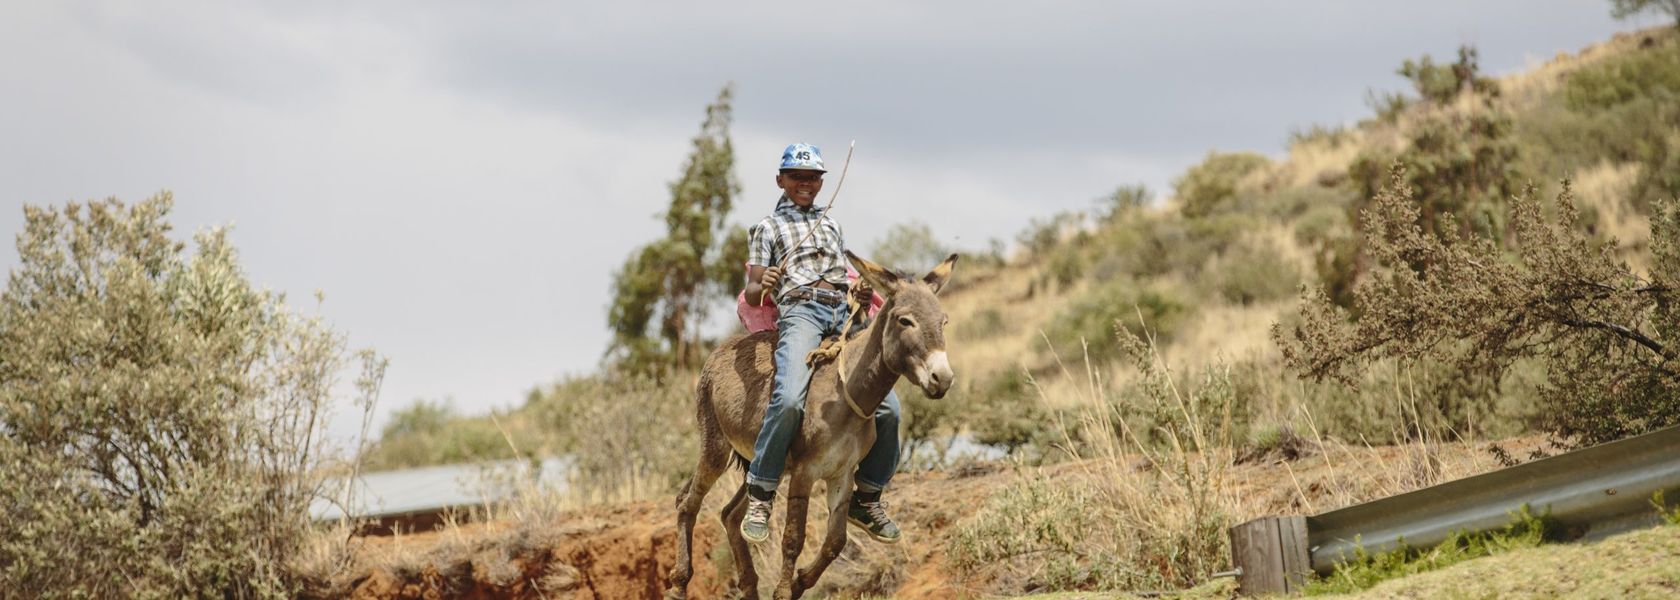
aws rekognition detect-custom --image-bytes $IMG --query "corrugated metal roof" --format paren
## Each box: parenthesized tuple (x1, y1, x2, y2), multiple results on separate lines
(310, 457, 570, 521)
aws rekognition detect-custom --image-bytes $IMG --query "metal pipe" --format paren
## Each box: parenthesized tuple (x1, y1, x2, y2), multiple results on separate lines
(1306, 424, 1680, 574)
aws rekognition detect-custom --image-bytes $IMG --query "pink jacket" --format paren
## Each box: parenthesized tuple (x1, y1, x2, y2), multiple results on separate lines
(736, 266, 885, 333)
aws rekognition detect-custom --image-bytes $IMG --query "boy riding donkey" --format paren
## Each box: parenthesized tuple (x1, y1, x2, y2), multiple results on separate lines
(738, 142, 903, 545)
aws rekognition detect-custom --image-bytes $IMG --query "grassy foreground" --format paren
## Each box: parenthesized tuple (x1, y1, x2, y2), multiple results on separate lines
(1011, 524, 1680, 599)
(1319, 524, 1680, 599)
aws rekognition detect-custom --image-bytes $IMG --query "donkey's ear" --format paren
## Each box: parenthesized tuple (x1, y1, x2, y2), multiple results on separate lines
(922, 253, 959, 295)
(846, 250, 902, 296)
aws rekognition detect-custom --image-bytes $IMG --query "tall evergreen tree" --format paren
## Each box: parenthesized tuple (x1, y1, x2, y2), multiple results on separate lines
(607, 85, 745, 372)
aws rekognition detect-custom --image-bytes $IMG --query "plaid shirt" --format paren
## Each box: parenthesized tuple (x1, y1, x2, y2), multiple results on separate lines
(747, 197, 850, 299)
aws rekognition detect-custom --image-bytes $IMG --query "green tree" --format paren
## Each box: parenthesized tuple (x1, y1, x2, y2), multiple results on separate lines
(1098, 183, 1152, 223)
(0, 194, 380, 597)
(1174, 151, 1270, 218)
(871, 221, 951, 272)
(1397, 45, 1500, 105)
(1611, 0, 1680, 27)
(1277, 167, 1679, 447)
(607, 85, 743, 372)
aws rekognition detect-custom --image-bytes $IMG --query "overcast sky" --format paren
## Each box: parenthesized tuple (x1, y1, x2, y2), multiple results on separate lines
(0, 1, 1652, 446)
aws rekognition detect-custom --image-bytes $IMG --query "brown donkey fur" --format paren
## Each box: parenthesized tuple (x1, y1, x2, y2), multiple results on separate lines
(667, 251, 958, 600)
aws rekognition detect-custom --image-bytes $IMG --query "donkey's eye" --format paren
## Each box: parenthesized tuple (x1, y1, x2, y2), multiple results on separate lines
(897, 316, 916, 328)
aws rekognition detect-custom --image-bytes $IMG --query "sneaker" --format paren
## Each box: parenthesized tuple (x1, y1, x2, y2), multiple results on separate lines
(847, 497, 901, 544)
(741, 497, 773, 544)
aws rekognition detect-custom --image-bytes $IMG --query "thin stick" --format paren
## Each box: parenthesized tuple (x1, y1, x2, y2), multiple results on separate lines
(757, 140, 856, 304)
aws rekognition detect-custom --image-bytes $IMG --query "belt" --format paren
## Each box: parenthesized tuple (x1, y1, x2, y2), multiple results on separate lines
(783, 285, 847, 306)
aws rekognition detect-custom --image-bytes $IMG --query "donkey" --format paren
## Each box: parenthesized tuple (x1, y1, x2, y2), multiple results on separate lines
(667, 250, 957, 600)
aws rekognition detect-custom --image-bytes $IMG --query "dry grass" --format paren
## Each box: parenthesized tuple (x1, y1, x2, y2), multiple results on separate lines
(1572, 160, 1651, 275)
(1499, 26, 1675, 112)
(944, 325, 1513, 595)
(1281, 129, 1367, 190)
(943, 258, 1069, 384)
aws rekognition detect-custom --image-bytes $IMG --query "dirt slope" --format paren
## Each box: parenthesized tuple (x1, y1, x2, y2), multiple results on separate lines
(326, 437, 1535, 599)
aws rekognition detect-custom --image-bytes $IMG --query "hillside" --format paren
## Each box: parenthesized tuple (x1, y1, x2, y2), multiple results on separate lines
(328, 25, 1680, 599)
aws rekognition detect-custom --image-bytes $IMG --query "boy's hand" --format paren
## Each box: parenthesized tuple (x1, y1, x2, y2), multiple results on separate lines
(759, 266, 782, 292)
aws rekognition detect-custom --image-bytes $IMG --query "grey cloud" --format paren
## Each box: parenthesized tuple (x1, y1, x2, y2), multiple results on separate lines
(0, 0, 1643, 442)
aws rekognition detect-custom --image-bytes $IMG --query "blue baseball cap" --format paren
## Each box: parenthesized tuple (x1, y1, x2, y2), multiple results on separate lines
(779, 143, 826, 172)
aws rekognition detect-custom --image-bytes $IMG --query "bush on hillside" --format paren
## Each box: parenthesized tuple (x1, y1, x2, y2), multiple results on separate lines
(965, 369, 1057, 459)
(1017, 211, 1086, 260)
(953, 307, 1007, 342)
(1288, 123, 1355, 150)
(1337, 103, 1524, 309)
(1349, 107, 1522, 240)
(1278, 167, 1680, 447)
(871, 221, 953, 273)
(1397, 45, 1500, 105)
(950, 330, 1238, 593)
(1097, 183, 1152, 224)
(361, 399, 520, 471)
(528, 373, 697, 500)
(0, 195, 378, 598)
(1174, 151, 1271, 218)
(899, 379, 962, 469)
(1558, 33, 1680, 212)
(1044, 279, 1190, 362)
(1293, 202, 1351, 248)
(1199, 239, 1301, 306)
(1261, 184, 1353, 222)
(1090, 211, 1259, 284)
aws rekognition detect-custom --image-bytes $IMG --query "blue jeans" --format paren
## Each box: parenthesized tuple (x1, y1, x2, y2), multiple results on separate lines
(747, 296, 901, 494)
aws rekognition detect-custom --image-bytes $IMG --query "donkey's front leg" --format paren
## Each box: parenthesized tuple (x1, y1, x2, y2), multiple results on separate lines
(667, 435, 731, 600)
(774, 481, 813, 600)
(796, 474, 853, 594)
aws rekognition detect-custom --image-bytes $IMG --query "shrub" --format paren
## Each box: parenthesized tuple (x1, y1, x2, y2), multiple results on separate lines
(1097, 183, 1152, 223)
(1262, 184, 1351, 222)
(1094, 212, 1258, 282)
(951, 329, 1238, 593)
(1017, 211, 1085, 260)
(965, 370, 1056, 458)
(954, 307, 1007, 342)
(1288, 123, 1354, 150)
(1396, 45, 1500, 105)
(948, 472, 1111, 590)
(1277, 168, 1680, 447)
(870, 221, 952, 273)
(899, 379, 961, 469)
(1174, 151, 1271, 218)
(1045, 243, 1086, 291)
(1293, 202, 1350, 247)
(1551, 33, 1680, 212)
(527, 373, 697, 500)
(1044, 279, 1190, 362)
(0, 194, 379, 598)
(1348, 107, 1522, 241)
(362, 400, 519, 471)
(1199, 239, 1301, 306)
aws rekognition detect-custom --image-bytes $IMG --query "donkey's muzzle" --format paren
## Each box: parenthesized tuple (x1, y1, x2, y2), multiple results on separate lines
(918, 351, 954, 399)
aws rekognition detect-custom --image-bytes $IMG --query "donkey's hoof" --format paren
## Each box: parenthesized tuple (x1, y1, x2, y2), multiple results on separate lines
(663, 588, 686, 600)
